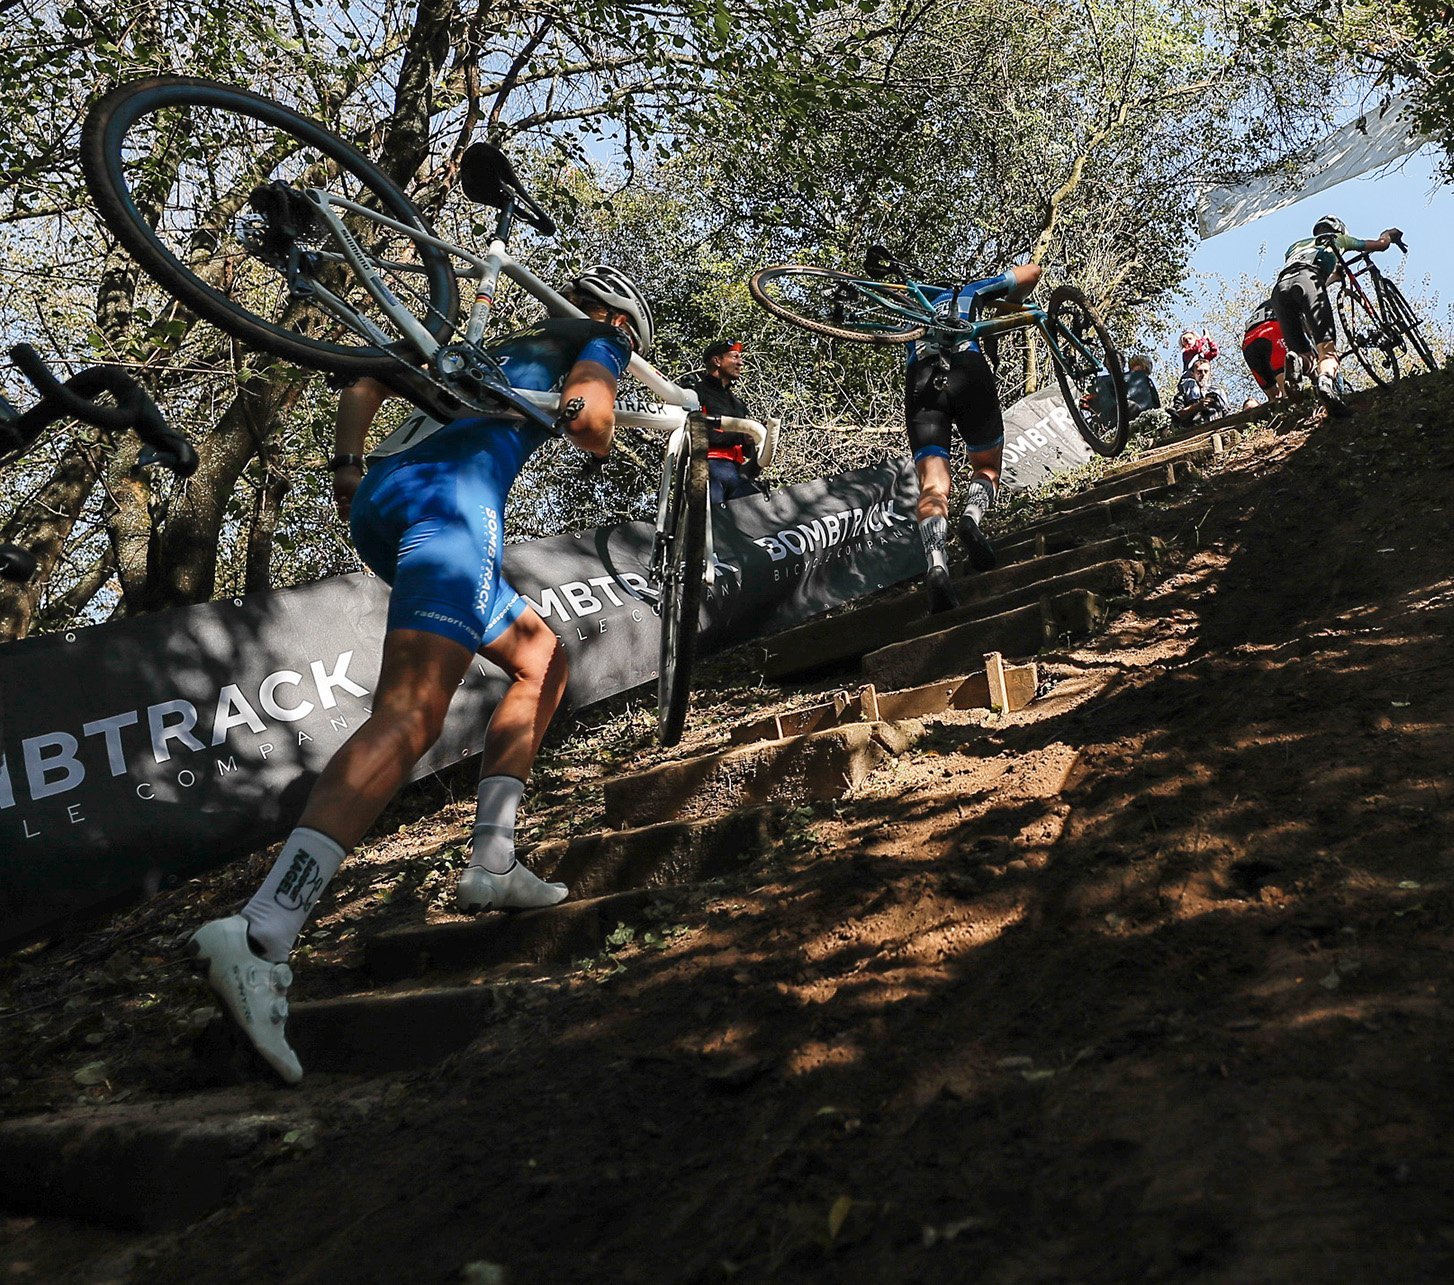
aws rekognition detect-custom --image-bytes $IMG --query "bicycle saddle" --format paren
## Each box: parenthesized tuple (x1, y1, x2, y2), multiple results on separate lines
(460, 143, 556, 237)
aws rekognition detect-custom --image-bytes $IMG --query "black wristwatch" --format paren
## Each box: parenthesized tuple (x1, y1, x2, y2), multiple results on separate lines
(326, 453, 366, 472)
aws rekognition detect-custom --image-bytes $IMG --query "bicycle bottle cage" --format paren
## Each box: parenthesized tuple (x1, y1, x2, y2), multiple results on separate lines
(459, 143, 556, 237)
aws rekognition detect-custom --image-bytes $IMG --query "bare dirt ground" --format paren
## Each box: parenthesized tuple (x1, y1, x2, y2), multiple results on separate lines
(3, 371, 1454, 1282)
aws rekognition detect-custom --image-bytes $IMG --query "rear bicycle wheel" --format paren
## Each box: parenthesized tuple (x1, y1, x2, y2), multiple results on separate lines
(656, 416, 709, 747)
(1336, 285, 1398, 386)
(82, 76, 459, 380)
(749, 264, 929, 344)
(1377, 277, 1438, 372)
(1044, 284, 1129, 455)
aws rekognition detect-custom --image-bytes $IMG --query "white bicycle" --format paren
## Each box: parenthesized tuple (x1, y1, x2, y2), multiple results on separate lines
(82, 76, 773, 745)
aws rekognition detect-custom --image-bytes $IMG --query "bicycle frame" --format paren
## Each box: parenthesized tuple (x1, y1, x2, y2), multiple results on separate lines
(845, 274, 1108, 376)
(290, 184, 724, 590)
(1334, 250, 1389, 341)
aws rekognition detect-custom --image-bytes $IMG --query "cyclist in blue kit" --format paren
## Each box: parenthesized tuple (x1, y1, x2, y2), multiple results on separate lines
(908, 261, 1042, 613)
(188, 266, 654, 1083)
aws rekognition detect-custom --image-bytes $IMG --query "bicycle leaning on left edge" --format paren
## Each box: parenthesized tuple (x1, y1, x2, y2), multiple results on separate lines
(81, 76, 770, 745)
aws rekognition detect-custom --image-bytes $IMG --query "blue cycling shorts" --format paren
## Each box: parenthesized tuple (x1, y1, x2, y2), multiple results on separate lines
(350, 419, 545, 653)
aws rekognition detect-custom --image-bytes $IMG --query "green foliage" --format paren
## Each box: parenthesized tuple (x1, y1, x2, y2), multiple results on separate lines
(0, 0, 1357, 637)
(1260, 2, 1454, 183)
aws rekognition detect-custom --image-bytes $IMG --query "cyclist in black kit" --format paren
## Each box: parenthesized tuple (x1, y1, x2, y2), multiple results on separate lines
(1271, 214, 1398, 414)
(908, 262, 1043, 614)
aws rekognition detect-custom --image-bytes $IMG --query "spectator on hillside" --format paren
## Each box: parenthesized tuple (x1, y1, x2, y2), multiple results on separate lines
(679, 339, 763, 504)
(1124, 354, 1161, 415)
(1172, 357, 1229, 426)
(1179, 328, 1220, 371)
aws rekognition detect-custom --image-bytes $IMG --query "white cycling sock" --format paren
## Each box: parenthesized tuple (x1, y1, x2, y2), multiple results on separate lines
(469, 775, 525, 875)
(918, 516, 949, 572)
(965, 476, 997, 526)
(241, 827, 347, 963)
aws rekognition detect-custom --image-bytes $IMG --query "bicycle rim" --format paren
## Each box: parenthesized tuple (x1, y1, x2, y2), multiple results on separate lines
(1336, 287, 1396, 386)
(749, 265, 928, 344)
(82, 76, 459, 379)
(1379, 278, 1438, 372)
(656, 416, 709, 746)
(1045, 284, 1128, 455)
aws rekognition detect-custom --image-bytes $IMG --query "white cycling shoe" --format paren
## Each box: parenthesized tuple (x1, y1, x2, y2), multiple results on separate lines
(188, 915, 303, 1085)
(456, 861, 568, 913)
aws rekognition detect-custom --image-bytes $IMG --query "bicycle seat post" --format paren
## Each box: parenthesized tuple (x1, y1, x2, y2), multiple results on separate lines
(462, 198, 517, 346)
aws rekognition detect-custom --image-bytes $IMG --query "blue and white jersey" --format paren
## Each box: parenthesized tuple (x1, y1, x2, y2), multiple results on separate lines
(368, 317, 632, 462)
(908, 275, 1009, 364)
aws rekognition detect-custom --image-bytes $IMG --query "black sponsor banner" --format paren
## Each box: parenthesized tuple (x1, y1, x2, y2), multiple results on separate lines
(998, 386, 1094, 491)
(0, 459, 922, 949)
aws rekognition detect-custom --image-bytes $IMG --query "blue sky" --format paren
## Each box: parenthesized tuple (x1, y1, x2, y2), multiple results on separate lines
(1150, 147, 1453, 374)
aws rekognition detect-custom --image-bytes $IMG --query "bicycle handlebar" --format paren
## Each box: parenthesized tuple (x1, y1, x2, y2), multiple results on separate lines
(2, 345, 198, 476)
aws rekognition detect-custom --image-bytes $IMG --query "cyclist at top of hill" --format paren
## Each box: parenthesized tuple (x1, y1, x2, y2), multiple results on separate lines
(907, 261, 1043, 614)
(188, 266, 654, 1085)
(1271, 213, 1399, 414)
(1241, 297, 1287, 400)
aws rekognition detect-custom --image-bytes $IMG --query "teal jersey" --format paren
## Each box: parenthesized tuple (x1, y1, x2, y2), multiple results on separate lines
(1280, 232, 1368, 285)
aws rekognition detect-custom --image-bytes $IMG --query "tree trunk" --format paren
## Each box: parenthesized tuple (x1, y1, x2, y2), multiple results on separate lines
(103, 433, 154, 609)
(244, 470, 291, 595)
(36, 549, 116, 631)
(145, 370, 307, 611)
(0, 435, 106, 641)
(384, 0, 459, 188)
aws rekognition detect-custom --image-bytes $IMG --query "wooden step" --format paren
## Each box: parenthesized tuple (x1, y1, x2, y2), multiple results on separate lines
(602, 720, 920, 829)
(862, 588, 1106, 690)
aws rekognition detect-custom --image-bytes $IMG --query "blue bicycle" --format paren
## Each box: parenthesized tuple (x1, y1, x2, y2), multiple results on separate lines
(750, 248, 1130, 455)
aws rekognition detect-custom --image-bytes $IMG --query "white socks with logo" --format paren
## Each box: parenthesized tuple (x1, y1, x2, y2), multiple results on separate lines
(241, 827, 347, 963)
(918, 515, 949, 572)
(965, 476, 997, 525)
(457, 774, 567, 911)
(469, 775, 525, 874)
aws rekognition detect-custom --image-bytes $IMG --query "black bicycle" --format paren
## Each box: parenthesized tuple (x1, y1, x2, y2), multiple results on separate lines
(1, 345, 197, 583)
(1335, 231, 1439, 386)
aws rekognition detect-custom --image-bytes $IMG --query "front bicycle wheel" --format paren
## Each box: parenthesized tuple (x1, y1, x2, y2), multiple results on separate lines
(656, 416, 709, 747)
(1377, 277, 1439, 373)
(82, 76, 459, 380)
(1044, 284, 1129, 455)
(749, 265, 929, 344)
(1336, 285, 1398, 386)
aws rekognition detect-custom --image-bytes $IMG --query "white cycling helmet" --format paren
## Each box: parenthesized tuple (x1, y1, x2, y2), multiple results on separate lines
(1312, 214, 1346, 238)
(570, 265, 655, 357)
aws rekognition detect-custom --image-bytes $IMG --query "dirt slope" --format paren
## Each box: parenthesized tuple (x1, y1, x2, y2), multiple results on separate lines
(4, 372, 1454, 1282)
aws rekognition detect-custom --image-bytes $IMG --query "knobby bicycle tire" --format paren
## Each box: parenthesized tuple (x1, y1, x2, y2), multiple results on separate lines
(1337, 285, 1397, 386)
(82, 76, 459, 380)
(657, 415, 709, 746)
(1378, 277, 1438, 373)
(1044, 284, 1129, 456)
(749, 264, 928, 344)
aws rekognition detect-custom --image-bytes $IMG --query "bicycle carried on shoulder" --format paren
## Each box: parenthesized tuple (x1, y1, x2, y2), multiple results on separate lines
(81, 76, 766, 745)
(749, 247, 1130, 455)
(1334, 230, 1439, 387)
